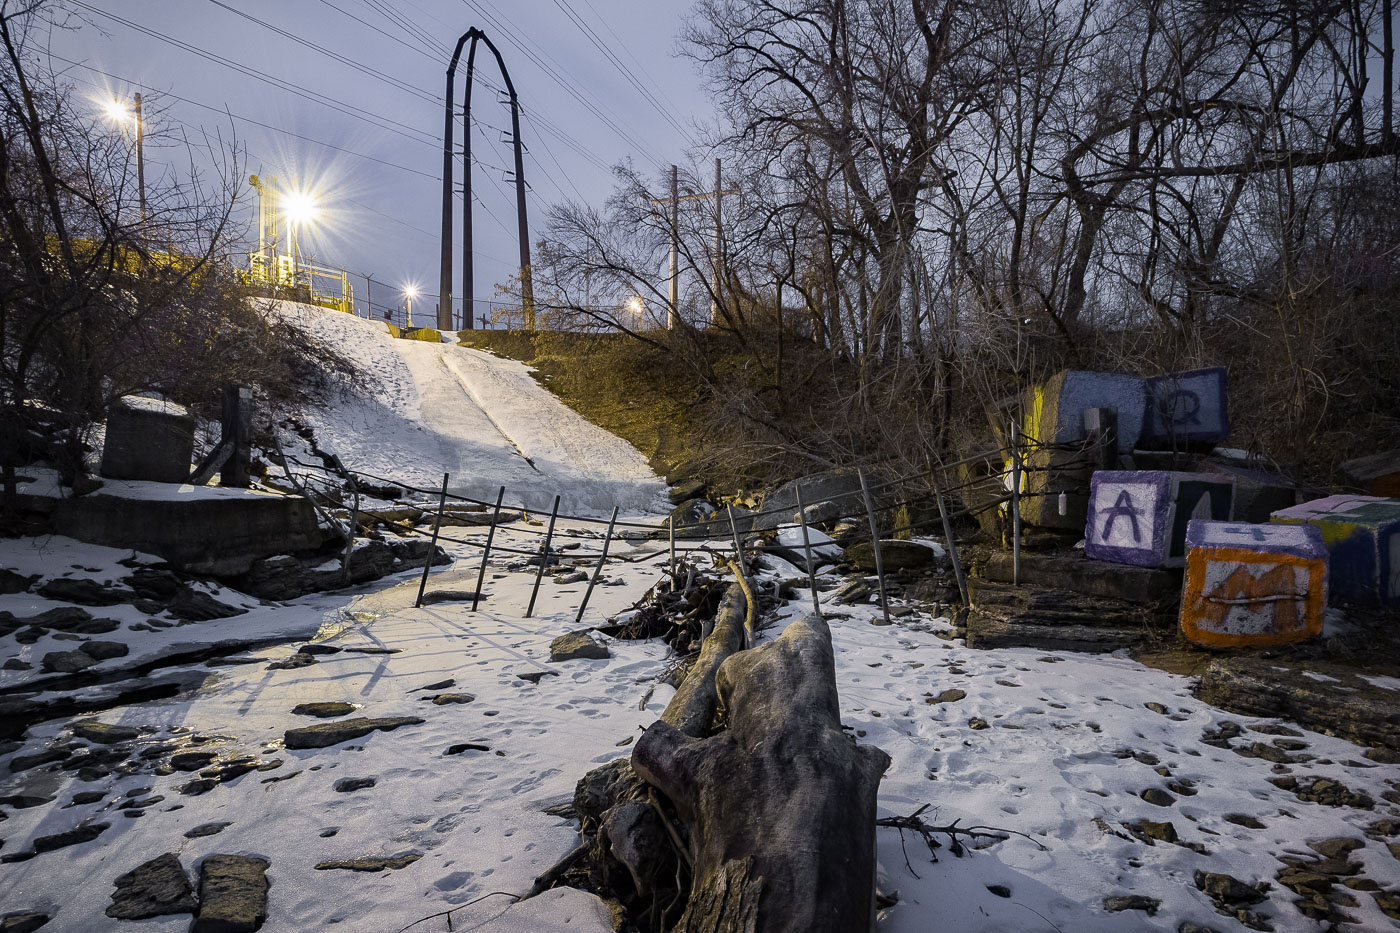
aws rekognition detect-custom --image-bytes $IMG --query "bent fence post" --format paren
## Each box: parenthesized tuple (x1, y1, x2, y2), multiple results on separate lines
(858, 467, 892, 626)
(668, 514, 676, 583)
(793, 482, 821, 617)
(415, 473, 450, 608)
(726, 504, 746, 567)
(472, 486, 505, 612)
(574, 507, 619, 626)
(937, 491, 970, 608)
(526, 494, 561, 618)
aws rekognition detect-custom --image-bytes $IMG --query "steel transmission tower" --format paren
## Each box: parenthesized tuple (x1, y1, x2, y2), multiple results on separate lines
(439, 28, 533, 331)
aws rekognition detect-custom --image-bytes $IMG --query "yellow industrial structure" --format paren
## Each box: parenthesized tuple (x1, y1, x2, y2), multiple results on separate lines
(243, 174, 353, 314)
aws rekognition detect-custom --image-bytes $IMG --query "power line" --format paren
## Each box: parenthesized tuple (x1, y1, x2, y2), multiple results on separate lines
(550, 0, 695, 144)
(52, 53, 441, 180)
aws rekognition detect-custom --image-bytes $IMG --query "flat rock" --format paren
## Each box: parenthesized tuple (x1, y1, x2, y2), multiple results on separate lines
(72, 720, 141, 744)
(37, 577, 124, 606)
(1196, 658, 1400, 751)
(106, 852, 197, 920)
(171, 751, 220, 771)
(194, 854, 269, 933)
(185, 821, 232, 838)
(927, 688, 966, 704)
(314, 853, 421, 872)
(845, 539, 936, 572)
(167, 588, 246, 622)
(429, 693, 475, 706)
(333, 777, 376, 792)
(550, 631, 610, 662)
(283, 716, 424, 749)
(0, 569, 32, 594)
(79, 640, 129, 661)
(291, 702, 356, 718)
(40, 650, 98, 674)
(34, 821, 110, 853)
(1103, 895, 1159, 914)
(0, 913, 50, 933)
(418, 590, 484, 605)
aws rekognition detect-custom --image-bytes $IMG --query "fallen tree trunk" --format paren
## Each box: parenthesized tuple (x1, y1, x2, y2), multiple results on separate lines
(661, 582, 748, 738)
(633, 613, 891, 933)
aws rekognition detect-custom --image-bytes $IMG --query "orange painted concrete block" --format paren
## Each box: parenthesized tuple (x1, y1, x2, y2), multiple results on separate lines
(1180, 520, 1328, 648)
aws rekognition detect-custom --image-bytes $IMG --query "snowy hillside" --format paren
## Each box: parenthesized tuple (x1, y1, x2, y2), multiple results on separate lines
(271, 301, 668, 516)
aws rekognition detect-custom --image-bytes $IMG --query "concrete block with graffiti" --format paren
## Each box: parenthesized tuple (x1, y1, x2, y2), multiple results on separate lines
(1141, 367, 1230, 448)
(1180, 520, 1327, 648)
(1085, 470, 1234, 567)
(1270, 495, 1400, 606)
(1015, 370, 1146, 530)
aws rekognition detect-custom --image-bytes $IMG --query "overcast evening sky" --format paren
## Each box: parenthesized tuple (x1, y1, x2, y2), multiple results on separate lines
(47, 0, 714, 325)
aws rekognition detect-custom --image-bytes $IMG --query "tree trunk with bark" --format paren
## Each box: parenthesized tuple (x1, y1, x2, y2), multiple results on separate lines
(633, 613, 890, 933)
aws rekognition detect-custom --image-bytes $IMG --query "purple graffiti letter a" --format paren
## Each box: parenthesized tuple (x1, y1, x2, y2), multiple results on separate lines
(1101, 489, 1143, 544)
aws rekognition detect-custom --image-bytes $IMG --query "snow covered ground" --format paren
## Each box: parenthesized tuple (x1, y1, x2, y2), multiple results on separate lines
(270, 301, 668, 516)
(1, 304, 1397, 932)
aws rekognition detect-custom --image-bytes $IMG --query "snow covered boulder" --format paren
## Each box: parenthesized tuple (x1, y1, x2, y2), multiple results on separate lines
(845, 539, 941, 573)
(550, 631, 611, 662)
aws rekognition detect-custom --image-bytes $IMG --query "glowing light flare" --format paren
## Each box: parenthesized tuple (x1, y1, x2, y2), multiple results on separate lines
(97, 96, 135, 129)
(627, 296, 644, 315)
(402, 284, 420, 300)
(282, 190, 319, 227)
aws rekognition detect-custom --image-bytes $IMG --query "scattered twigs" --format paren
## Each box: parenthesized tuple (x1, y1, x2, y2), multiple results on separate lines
(525, 841, 592, 899)
(876, 804, 1047, 879)
(648, 787, 694, 870)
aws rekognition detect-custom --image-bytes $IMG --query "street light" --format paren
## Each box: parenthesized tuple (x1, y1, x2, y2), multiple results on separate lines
(403, 284, 419, 328)
(101, 93, 146, 223)
(281, 189, 318, 284)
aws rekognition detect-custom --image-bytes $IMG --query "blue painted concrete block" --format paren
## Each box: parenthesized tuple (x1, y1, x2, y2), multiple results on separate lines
(1086, 470, 1234, 567)
(1271, 495, 1400, 606)
(1141, 367, 1230, 448)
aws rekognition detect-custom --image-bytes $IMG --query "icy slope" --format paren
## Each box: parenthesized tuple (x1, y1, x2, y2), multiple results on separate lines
(272, 301, 668, 515)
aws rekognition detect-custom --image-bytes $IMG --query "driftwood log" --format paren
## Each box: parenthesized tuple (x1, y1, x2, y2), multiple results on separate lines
(632, 610, 891, 933)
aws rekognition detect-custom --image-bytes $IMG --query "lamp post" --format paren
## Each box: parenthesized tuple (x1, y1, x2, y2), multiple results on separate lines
(281, 190, 318, 289)
(403, 284, 419, 328)
(103, 93, 146, 224)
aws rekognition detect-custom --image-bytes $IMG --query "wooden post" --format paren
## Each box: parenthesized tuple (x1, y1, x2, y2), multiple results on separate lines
(937, 492, 969, 607)
(793, 483, 821, 617)
(1010, 421, 1022, 585)
(471, 486, 505, 612)
(220, 385, 253, 487)
(668, 513, 676, 583)
(726, 504, 746, 567)
(415, 473, 450, 608)
(1083, 407, 1120, 471)
(526, 494, 561, 618)
(574, 507, 619, 625)
(858, 467, 891, 626)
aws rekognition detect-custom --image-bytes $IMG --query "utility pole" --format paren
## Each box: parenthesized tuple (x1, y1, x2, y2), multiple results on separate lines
(134, 92, 147, 225)
(649, 161, 738, 330)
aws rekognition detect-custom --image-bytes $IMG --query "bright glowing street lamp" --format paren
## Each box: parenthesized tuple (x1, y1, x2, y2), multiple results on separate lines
(403, 284, 420, 327)
(281, 189, 318, 282)
(102, 93, 146, 223)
